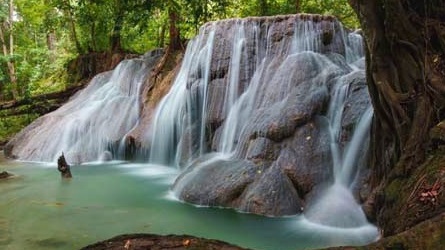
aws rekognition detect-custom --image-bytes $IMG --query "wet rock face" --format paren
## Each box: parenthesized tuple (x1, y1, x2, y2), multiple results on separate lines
(169, 14, 371, 216)
(174, 156, 258, 207)
(5, 51, 163, 163)
(237, 164, 305, 215)
(340, 70, 370, 141)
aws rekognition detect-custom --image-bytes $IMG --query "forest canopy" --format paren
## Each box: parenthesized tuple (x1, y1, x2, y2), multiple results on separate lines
(0, 0, 357, 102)
(0, 0, 357, 142)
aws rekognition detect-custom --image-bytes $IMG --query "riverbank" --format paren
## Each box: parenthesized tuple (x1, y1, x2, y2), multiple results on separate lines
(81, 234, 250, 250)
(81, 212, 445, 250)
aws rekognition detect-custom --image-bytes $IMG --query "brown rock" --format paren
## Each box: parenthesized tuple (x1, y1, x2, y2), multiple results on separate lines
(81, 233, 250, 250)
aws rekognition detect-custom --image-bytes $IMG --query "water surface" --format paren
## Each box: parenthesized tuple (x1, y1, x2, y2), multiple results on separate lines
(0, 157, 378, 250)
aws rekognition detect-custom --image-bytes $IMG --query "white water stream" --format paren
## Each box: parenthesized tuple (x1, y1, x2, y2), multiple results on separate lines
(7, 52, 163, 163)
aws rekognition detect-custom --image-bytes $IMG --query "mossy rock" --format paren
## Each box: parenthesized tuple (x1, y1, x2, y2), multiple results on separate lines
(430, 120, 445, 142)
(0, 171, 12, 179)
(378, 147, 445, 236)
(81, 234, 250, 250)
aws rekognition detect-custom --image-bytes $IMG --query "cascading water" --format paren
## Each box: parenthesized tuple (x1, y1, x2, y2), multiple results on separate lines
(148, 15, 354, 165)
(5, 51, 162, 163)
(148, 29, 216, 165)
(147, 14, 379, 243)
(304, 80, 374, 228)
(3, 13, 381, 249)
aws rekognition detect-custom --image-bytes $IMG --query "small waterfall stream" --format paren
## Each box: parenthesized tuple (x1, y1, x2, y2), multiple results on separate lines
(148, 29, 216, 165)
(304, 78, 373, 228)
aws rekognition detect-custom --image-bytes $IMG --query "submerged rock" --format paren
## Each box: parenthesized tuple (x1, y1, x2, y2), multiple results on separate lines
(237, 164, 304, 215)
(57, 153, 72, 178)
(174, 155, 258, 207)
(0, 171, 12, 179)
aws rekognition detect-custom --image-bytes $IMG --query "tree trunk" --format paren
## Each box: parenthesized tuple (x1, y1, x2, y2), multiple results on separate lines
(9, 0, 13, 55)
(295, 0, 300, 13)
(0, 83, 85, 116)
(46, 31, 56, 51)
(63, 0, 82, 53)
(259, 0, 268, 16)
(110, 7, 124, 52)
(0, 0, 19, 100)
(0, 24, 18, 100)
(158, 22, 166, 48)
(203, 0, 208, 23)
(47, 30, 57, 62)
(168, 5, 181, 51)
(349, 0, 445, 234)
(91, 22, 97, 51)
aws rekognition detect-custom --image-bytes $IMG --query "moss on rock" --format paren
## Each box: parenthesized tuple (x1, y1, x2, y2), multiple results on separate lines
(376, 146, 445, 236)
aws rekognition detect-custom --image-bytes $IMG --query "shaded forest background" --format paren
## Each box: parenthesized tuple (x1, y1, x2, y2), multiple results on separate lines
(0, 0, 357, 142)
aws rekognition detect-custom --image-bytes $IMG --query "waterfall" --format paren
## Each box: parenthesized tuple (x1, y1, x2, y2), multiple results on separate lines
(148, 28, 216, 165)
(338, 107, 373, 187)
(6, 51, 162, 163)
(148, 15, 355, 166)
(7, 13, 378, 241)
(149, 15, 377, 240)
(346, 32, 365, 64)
(304, 79, 373, 228)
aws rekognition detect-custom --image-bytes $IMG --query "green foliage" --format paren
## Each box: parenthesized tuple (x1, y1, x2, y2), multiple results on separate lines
(0, 0, 361, 141)
(0, 0, 359, 102)
(184, 0, 233, 32)
(76, 0, 112, 51)
(122, 11, 168, 53)
(2, 0, 75, 99)
(231, 0, 358, 29)
(70, 0, 157, 53)
(0, 113, 39, 143)
(16, 46, 74, 96)
(302, 0, 359, 29)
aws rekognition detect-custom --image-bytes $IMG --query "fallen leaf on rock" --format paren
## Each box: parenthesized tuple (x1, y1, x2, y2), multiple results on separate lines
(124, 240, 131, 249)
(418, 179, 441, 205)
(183, 239, 191, 246)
